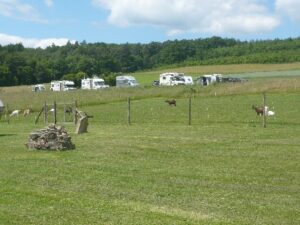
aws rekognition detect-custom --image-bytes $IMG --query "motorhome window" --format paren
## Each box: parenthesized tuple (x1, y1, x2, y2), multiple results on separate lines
(95, 81, 104, 85)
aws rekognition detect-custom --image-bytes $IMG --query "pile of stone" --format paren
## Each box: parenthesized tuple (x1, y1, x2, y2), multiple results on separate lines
(26, 124, 75, 150)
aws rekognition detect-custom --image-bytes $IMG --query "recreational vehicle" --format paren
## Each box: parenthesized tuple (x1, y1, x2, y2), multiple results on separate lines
(116, 76, 139, 87)
(159, 72, 185, 86)
(0, 99, 4, 119)
(81, 77, 109, 90)
(50, 80, 76, 91)
(32, 84, 45, 92)
(196, 74, 223, 86)
(183, 76, 194, 85)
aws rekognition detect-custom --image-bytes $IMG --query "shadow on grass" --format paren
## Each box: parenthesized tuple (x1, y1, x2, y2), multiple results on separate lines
(0, 134, 16, 137)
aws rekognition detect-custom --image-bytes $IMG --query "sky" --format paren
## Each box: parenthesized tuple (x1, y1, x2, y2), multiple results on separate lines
(0, 0, 299, 48)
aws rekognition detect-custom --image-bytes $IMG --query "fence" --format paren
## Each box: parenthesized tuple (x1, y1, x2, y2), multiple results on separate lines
(35, 101, 77, 125)
(83, 93, 300, 127)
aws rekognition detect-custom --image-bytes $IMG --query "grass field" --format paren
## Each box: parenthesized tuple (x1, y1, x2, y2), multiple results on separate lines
(0, 64, 299, 225)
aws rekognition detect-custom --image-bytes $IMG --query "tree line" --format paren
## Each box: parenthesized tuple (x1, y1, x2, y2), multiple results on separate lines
(0, 36, 299, 86)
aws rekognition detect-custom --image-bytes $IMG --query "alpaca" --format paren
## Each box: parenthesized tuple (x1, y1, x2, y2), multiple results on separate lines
(165, 99, 176, 106)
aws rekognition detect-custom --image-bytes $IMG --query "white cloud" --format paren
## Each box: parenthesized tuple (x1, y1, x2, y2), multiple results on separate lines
(0, 33, 76, 49)
(44, 0, 54, 8)
(91, 0, 280, 35)
(276, 0, 300, 22)
(0, 0, 48, 23)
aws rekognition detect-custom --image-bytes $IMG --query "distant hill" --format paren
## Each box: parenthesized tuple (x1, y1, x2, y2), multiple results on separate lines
(0, 36, 299, 86)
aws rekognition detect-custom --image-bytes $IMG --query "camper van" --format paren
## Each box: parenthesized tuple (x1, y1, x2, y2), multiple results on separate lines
(81, 77, 109, 90)
(50, 80, 76, 91)
(116, 75, 139, 87)
(159, 72, 185, 86)
(196, 74, 223, 86)
(32, 84, 45, 92)
(183, 76, 194, 85)
(0, 99, 4, 120)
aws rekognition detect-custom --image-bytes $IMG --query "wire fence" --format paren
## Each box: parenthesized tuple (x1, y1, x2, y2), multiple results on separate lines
(84, 93, 300, 127)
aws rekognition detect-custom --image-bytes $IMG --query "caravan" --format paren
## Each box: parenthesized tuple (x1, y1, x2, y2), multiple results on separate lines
(81, 77, 109, 90)
(159, 72, 185, 86)
(159, 72, 193, 86)
(32, 84, 45, 92)
(196, 74, 223, 86)
(50, 80, 76, 91)
(116, 75, 139, 87)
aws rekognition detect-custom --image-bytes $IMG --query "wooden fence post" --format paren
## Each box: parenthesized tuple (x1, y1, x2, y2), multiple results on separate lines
(6, 104, 9, 124)
(263, 92, 267, 128)
(44, 101, 47, 124)
(127, 97, 131, 125)
(188, 97, 192, 125)
(74, 100, 78, 125)
(54, 101, 57, 125)
(63, 104, 66, 123)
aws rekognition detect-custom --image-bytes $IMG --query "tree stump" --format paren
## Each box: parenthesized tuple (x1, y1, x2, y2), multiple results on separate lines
(76, 110, 88, 134)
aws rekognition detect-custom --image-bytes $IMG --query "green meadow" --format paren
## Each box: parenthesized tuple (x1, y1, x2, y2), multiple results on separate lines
(0, 64, 299, 225)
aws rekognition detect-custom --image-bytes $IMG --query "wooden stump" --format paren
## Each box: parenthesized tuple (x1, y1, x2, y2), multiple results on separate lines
(76, 110, 88, 134)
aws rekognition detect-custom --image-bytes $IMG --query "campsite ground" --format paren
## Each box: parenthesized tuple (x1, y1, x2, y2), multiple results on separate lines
(0, 64, 299, 225)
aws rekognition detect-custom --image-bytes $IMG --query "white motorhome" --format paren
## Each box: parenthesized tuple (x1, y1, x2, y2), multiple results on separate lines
(116, 75, 139, 87)
(0, 99, 4, 119)
(159, 72, 185, 86)
(196, 74, 223, 86)
(32, 84, 45, 92)
(81, 77, 109, 90)
(50, 80, 76, 91)
(183, 76, 194, 85)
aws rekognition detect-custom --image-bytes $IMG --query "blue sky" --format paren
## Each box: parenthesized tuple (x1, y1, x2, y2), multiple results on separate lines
(0, 0, 299, 48)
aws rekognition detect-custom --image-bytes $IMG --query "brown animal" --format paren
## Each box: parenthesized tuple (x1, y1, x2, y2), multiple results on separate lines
(165, 99, 176, 106)
(65, 106, 73, 115)
(23, 108, 32, 117)
(252, 105, 264, 116)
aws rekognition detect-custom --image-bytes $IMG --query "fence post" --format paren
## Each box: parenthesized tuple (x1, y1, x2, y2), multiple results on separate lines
(54, 101, 57, 125)
(74, 100, 78, 125)
(6, 104, 9, 124)
(63, 104, 66, 123)
(188, 97, 192, 125)
(44, 101, 47, 124)
(127, 97, 131, 125)
(263, 92, 267, 128)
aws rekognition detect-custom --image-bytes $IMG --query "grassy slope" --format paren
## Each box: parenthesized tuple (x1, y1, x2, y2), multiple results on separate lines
(133, 62, 300, 84)
(0, 64, 299, 225)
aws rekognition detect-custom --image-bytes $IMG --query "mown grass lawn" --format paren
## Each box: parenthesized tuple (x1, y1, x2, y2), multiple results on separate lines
(0, 64, 299, 224)
(0, 90, 299, 225)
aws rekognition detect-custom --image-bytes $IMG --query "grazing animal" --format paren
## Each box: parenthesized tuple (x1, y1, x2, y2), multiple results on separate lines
(165, 99, 176, 106)
(23, 108, 32, 117)
(252, 105, 264, 116)
(64, 106, 73, 115)
(264, 106, 275, 116)
(9, 109, 20, 117)
(49, 108, 55, 113)
(252, 105, 275, 116)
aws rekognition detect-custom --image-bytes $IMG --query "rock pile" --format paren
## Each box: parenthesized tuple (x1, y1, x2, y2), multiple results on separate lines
(26, 124, 75, 150)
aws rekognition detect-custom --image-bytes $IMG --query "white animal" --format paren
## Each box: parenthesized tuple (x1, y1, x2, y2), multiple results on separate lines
(49, 108, 55, 112)
(9, 110, 20, 117)
(264, 106, 275, 116)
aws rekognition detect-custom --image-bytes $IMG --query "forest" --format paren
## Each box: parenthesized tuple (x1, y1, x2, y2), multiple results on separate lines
(0, 36, 300, 86)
